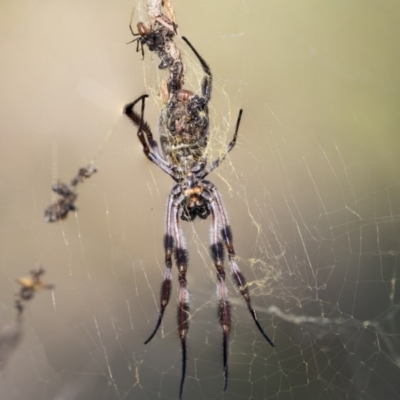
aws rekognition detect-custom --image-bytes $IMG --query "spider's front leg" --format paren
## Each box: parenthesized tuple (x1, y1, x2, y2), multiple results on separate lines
(181, 36, 212, 102)
(123, 94, 177, 179)
(202, 109, 243, 178)
(124, 94, 157, 159)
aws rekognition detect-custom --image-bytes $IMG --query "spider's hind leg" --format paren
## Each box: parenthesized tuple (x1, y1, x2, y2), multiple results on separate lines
(221, 224, 275, 348)
(214, 189, 275, 348)
(202, 186, 232, 390)
(206, 183, 275, 350)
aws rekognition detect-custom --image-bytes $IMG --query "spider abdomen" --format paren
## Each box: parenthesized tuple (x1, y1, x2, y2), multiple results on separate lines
(159, 103, 209, 167)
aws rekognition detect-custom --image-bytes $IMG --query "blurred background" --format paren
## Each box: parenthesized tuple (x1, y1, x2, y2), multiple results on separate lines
(1, 0, 400, 399)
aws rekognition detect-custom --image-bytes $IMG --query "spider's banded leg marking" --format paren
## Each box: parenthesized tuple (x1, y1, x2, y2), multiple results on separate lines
(144, 190, 179, 344)
(207, 183, 275, 348)
(209, 198, 231, 391)
(172, 202, 190, 400)
(181, 36, 212, 102)
(124, 95, 176, 178)
(202, 109, 243, 178)
(177, 280, 189, 400)
(143, 189, 189, 398)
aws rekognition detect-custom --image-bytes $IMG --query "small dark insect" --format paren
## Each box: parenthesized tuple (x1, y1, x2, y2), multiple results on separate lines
(124, 36, 274, 399)
(44, 164, 96, 222)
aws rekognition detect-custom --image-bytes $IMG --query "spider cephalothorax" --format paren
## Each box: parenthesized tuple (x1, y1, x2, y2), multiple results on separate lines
(124, 36, 274, 399)
(178, 177, 210, 221)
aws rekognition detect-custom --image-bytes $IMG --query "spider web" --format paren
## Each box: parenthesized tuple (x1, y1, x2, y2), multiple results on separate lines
(1, 1, 400, 399)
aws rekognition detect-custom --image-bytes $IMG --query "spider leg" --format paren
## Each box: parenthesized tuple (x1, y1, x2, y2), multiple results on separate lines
(139, 40, 144, 59)
(172, 199, 190, 400)
(129, 22, 140, 37)
(205, 182, 275, 348)
(177, 273, 189, 400)
(135, 38, 145, 60)
(124, 94, 157, 153)
(143, 190, 178, 344)
(142, 188, 189, 399)
(124, 94, 177, 179)
(181, 36, 212, 102)
(202, 109, 243, 178)
(126, 31, 144, 59)
(208, 195, 231, 390)
(126, 35, 139, 44)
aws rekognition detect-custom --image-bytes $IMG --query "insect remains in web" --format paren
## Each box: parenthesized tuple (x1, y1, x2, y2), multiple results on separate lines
(124, 34, 275, 399)
(44, 164, 97, 222)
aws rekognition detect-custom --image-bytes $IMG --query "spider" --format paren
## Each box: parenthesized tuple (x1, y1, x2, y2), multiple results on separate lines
(124, 36, 274, 399)
(128, 19, 176, 69)
(15, 267, 54, 314)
